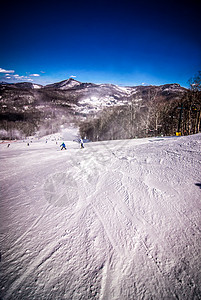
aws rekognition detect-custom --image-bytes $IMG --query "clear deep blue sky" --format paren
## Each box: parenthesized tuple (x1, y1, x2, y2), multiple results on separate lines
(1, 0, 201, 87)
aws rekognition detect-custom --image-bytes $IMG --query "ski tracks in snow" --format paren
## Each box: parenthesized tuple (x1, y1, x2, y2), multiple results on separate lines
(78, 148, 173, 299)
(78, 138, 201, 299)
(1, 135, 201, 299)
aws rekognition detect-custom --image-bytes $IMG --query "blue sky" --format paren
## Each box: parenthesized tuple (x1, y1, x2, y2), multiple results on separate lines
(1, 0, 200, 87)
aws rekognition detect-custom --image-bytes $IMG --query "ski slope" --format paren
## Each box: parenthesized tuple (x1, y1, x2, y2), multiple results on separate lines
(0, 133, 201, 299)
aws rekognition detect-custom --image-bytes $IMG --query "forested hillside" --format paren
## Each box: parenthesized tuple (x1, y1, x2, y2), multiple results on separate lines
(80, 84, 201, 141)
(0, 74, 200, 140)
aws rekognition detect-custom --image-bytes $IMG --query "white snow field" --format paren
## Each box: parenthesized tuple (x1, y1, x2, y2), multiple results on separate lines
(0, 133, 201, 300)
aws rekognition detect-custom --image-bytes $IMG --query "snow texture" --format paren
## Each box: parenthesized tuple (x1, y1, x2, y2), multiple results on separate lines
(33, 84, 41, 89)
(0, 133, 201, 299)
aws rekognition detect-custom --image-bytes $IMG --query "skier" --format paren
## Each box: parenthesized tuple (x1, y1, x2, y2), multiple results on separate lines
(60, 142, 67, 150)
(80, 138, 84, 149)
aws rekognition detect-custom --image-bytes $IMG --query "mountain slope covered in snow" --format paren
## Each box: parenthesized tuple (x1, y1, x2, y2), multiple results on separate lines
(0, 133, 200, 299)
(0, 79, 188, 139)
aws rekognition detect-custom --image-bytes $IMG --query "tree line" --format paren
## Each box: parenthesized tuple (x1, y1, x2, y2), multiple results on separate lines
(79, 72, 201, 141)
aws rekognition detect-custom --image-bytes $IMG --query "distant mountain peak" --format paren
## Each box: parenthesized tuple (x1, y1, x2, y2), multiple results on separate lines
(0, 82, 43, 89)
(45, 78, 81, 90)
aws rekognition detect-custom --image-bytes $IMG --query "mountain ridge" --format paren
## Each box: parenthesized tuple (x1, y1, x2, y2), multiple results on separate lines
(0, 78, 186, 90)
(0, 78, 191, 140)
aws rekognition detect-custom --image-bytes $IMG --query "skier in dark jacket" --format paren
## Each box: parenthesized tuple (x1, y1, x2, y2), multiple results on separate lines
(60, 142, 66, 150)
(80, 138, 84, 149)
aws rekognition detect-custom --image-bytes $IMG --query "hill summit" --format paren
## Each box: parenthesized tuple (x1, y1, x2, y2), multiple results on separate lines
(45, 78, 82, 90)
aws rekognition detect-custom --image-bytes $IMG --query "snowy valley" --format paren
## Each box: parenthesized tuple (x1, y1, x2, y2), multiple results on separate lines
(0, 132, 200, 299)
(0, 79, 188, 140)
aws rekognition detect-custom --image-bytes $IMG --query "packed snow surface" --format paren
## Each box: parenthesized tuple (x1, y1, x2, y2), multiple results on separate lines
(0, 134, 201, 299)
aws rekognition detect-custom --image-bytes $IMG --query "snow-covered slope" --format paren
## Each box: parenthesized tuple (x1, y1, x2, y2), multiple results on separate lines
(0, 134, 200, 299)
(32, 84, 42, 89)
(45, 78, 82, 90)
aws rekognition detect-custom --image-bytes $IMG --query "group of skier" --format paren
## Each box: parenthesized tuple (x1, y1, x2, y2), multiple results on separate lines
(60, 138, 84, 150)
(5, 138, 85, 150)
